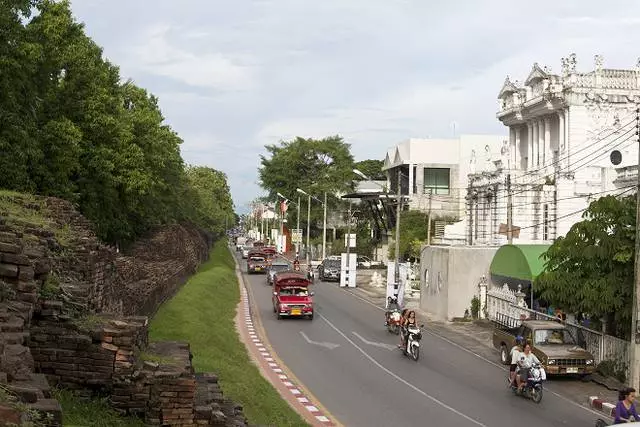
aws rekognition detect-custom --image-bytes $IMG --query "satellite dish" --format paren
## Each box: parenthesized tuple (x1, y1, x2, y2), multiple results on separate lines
(610, 150, 622, 166)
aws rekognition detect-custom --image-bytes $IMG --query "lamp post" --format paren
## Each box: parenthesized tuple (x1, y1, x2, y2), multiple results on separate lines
(353, 168, 402, 286)
(322, 191, 327, 260)
(277, 192, 287, 253)
(297, 195, 301, 256)
(297, 188, 312, 265)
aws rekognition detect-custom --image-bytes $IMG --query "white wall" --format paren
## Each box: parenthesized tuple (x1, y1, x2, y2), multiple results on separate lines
(420, 245, 499, 321)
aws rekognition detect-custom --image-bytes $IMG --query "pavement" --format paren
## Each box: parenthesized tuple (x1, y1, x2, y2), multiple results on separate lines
(237, 252, 617, 427)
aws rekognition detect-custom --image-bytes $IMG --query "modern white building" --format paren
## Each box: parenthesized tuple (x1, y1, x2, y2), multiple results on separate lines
(381, 135, 507, 222)
(466, 54, 640, 245)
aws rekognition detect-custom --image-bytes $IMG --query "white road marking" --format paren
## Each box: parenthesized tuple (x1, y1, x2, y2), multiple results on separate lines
(340, 287, 606, 418)
(319, 313, 486, 426)
(351, 331, 397, 350)
(299, 331, 341, 350)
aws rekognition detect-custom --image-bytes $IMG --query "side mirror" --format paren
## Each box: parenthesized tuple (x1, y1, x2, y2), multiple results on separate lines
(420, 324, 425, 328)
(310, 292, 315, 296)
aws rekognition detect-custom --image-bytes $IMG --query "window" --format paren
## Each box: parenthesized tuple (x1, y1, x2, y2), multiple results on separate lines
(423, 168, 450, 195)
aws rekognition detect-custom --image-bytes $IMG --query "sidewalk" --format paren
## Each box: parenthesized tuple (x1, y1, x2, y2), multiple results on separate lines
(347, 279, 620, 409)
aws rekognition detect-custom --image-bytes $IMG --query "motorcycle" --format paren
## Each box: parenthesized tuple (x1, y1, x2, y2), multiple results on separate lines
(508, 362, 545, 403)
(400, 324, 423, 361)
(387, 309, 402, 334)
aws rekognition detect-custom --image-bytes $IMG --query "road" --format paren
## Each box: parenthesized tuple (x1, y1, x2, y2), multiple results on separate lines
(238, 255, 602, 427)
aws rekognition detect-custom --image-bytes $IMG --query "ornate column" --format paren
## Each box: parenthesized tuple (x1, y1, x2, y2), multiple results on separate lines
(557, 110, 565, 170)
(537, 120, 544, 167)
(527, 122, 534, 171)
(532, 121, 539, 168)
(515, 127, 522, 170)
(544, 116, 551, 168)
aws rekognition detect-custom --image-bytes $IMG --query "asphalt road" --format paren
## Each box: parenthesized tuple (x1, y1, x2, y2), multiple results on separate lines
(239, 255, 602, 427)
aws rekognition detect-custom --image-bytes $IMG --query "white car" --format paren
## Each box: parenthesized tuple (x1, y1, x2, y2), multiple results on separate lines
(357, 256, 384, 268)
(241, 247, 250, 259)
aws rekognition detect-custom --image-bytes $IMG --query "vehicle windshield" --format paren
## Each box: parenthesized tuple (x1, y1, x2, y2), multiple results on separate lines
(326, 261, 340, 268)
(271, 264, 289, 271)
(278, 287, 309, 296)
(249, 257, 265, 262)
(533, 329, 576, 345)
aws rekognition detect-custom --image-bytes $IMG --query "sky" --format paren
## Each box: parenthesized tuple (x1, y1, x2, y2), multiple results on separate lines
(70, 0, 640, 213)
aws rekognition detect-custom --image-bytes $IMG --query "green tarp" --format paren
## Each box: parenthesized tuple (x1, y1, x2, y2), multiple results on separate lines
(489, 244, 550, 282)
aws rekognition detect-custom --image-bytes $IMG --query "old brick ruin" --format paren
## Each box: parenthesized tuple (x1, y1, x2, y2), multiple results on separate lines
(0, 194, 249, 426)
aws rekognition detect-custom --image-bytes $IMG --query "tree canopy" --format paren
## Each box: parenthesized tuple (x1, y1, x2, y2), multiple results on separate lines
(535, 194, 636, 338)
(389, 210, 428, 261)
(0, 0, 234, 244)
(354, 159, 386, 180)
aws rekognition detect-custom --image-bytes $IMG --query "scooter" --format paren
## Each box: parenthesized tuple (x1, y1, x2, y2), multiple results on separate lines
(387, 310, 402, 335)
(508, 362, 545, 403)
(400, 324, 423, 361)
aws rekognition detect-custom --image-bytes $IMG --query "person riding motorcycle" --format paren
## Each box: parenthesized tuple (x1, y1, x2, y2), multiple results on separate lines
(293, 259, 301, 271)
(399, 310, 418, 349)
(515, 342, 540, 392)
(384, 296, 401, 326)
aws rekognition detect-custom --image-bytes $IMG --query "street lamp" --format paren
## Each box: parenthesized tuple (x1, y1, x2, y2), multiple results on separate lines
(353, 168, 403, 286)
(296, 188, 312, 265)
(296, 188, 327, 264)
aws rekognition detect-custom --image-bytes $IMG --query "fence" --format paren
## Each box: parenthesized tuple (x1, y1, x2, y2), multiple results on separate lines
(485, 284, 630, 373)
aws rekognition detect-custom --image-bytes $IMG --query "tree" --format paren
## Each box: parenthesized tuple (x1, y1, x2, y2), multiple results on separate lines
(388, 210, 428, 261)
(259, 136, 355, 236)
(0, 0, 235, 244)
(535, 194, 636, 338)
(354, 159, 386, 180)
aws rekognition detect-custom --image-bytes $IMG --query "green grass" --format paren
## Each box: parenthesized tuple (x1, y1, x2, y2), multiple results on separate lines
(149, 239, 308, 426)
(54, 389, 146, 427)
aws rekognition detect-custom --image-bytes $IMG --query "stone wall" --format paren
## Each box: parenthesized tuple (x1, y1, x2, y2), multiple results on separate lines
(0, 194, 248, 426)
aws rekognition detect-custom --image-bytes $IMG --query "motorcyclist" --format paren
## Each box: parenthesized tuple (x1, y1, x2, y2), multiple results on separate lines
(516, 342, 541, 392)
(509, 336, 524, 386)
(399, 310, 417, 349)
(384, 296, 400, 326)
(293, 259, 301, 271)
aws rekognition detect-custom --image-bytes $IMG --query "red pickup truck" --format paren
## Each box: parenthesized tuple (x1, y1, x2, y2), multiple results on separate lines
(272, 272, 314, 320)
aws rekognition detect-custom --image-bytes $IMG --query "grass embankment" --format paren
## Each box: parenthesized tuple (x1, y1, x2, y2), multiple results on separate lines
(149, 240, 308, 426)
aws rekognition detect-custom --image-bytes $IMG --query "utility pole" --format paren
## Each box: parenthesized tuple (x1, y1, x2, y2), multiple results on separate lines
(630, 106, 640, 390)
(306, 194, 311, 266)
(507, 173, 513, 244)
(394, 169, 402, 287)
(345, 199, 353, 287)
(426, 188, 433, 245)
(279, 200, 284, 253)
(296, 195, 301, 256)
(322, 191, 327, 260)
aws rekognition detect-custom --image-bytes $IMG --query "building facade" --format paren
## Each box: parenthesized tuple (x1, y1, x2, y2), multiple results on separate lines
(467, 54, 640, 245)
(382, 135, 506, 222)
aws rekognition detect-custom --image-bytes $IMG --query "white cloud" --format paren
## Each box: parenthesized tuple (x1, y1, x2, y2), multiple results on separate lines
(126, 24, 255, 91)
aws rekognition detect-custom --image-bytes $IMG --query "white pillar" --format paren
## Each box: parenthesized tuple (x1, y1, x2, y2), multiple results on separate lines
(515, 127, 522, 170)
(527, 122, 534, 171)
(544, 116, 551, 168)
(537, 120, 544, 167)
(532, 121, 539, 169)
(557, 111, 565, 170)
(408, 163, 414, 195)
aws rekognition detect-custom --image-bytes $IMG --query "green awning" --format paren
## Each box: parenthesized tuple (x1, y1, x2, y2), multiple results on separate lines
(489, 244, 551, 282)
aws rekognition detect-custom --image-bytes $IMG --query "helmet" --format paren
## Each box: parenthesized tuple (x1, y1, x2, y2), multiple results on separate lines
(516, 335, 524, 344)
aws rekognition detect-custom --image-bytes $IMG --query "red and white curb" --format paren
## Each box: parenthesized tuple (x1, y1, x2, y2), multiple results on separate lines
(241, 287, 334, 425)
(589, 396, 616, 416)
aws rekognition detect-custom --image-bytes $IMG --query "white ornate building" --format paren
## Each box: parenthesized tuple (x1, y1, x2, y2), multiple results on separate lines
(466, 54, 640, 245)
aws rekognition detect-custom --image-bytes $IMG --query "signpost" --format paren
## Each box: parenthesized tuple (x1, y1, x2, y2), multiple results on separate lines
(291, 229, 303, 244)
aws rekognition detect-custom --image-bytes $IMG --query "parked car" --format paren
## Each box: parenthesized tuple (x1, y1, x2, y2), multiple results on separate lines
(266, 260, 291, 285)
(317, 258, 341, 282)
(493, 318, 595, 376)
(356, 256, 384, 268)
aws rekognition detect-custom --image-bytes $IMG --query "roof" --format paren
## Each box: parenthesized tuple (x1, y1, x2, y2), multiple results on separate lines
(522, 320, 565, 330)
(489, 244, 551, 282)
(274, 271, 310, 285)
